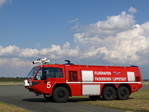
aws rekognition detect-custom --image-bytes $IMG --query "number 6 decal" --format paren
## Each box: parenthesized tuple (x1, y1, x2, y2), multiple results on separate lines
(47, 82, 51, 88)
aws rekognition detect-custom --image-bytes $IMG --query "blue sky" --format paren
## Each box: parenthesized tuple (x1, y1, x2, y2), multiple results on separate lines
(0, 0, 149, 78)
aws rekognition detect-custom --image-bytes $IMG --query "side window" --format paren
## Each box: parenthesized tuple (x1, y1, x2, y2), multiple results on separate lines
(44, 67, 63, 78)
(69, 71, 77, 81)
(47, 68, 55, 78)
(55, 68, 63, 78)
(35, 69, 43, 80)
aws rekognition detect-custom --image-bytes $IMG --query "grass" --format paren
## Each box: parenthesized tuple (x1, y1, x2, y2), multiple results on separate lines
(0, 101, 30, 112)
(143, 81, 149, 85)
(0, 82, 23, 86)
(79, 89, 149, 111)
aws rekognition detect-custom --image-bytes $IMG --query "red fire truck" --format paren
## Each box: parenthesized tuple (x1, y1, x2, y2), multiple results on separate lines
(24, 58, 142, 102)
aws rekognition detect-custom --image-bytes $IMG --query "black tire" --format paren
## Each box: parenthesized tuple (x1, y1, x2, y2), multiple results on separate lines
(53, 86, 69, 103)
(102, 86, 116, 100)
(116, 86, 129, 100)
(89, 96, 100, 100)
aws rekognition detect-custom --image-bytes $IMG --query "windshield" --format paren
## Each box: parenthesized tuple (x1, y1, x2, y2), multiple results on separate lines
(27, 67, 39, 78)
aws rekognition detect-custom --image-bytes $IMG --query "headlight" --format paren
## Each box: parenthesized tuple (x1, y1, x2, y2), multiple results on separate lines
(24, 79, 29, 86)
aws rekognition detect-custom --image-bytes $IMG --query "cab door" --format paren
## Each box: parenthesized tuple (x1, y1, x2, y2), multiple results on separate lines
(31, 67, 48, 94)
(32, 67, 65, 94)
(43, 67, 65, 94)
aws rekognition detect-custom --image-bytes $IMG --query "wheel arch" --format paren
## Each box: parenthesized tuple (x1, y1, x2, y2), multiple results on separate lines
(52, 83, 72, 96)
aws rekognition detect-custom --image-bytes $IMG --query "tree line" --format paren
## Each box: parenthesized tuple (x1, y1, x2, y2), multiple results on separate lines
(0, 77, 26, 82)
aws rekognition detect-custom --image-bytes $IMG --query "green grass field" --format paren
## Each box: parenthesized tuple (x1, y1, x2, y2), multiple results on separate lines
(0, 82, 23, 85)
(143, 81, 149, 85)
(80, 89, 149, 111)
(0, 101, 30, 112)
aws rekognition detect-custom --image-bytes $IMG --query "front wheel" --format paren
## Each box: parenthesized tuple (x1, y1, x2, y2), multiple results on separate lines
(53, 86, 69, 103)
(102, 86, 116, 100)
(116, 86, 129, 100)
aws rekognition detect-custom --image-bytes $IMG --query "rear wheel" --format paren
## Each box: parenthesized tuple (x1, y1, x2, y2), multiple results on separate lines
(102, 86, 116, 100)
(116, 86, 129, 100)
(89, 96, 100, 100)
(53, 86, 69, 103)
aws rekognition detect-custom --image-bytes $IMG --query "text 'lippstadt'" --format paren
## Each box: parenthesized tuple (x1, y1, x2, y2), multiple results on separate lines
(95, 77, 127, 81)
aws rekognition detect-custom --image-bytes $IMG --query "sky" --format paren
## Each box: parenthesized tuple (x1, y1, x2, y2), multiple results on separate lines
(0, 0, 149, 79)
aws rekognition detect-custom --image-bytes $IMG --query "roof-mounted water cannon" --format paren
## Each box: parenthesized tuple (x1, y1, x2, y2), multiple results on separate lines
(32, 58, 50, 64)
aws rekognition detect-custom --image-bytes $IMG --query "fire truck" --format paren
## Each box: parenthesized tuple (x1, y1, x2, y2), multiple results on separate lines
(24, 58, 142, 103)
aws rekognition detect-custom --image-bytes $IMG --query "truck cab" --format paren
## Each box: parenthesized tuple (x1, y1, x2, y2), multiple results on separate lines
(24, 58, 71, 102)
(25, 65, 65, 93)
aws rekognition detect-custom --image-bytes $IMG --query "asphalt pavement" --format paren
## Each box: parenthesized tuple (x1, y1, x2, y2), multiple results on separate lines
(0, 85, 148, 112)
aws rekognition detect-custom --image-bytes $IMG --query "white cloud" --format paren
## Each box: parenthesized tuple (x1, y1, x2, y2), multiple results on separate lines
(98, 11, 135, 30)
(0, 58, 33, 77)
(0, 0, 6, 7)
(0, 58, 32, 69)
(19, 48, 39, 57)
(73, 8, 149, 65)
(73, 11, 135, 40)
(68, 18, 79, 23)
(38, 42, 80, 59)
(73, 21, 149, 64)
(100, 25, 149, 64)
(128, 7, 137, 13)
(0, 0, 12, 8)
(0, 45, 20, 56)
(0, 42, 79, 60)
(71, 23, 79, 31)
